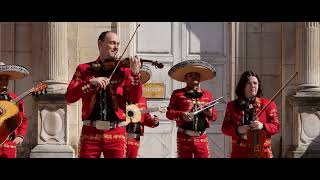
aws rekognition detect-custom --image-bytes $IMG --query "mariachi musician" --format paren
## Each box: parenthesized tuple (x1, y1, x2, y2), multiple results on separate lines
(221, 70, 280, 158)
(126, 65, 160, 158)
(166, 60, 218, 158)
(65, 31, 142, 158)
(0, 62, 29, 158)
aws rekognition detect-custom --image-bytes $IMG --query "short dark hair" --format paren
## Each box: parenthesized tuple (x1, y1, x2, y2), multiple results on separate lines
(235, 70, 263, 98)
(98, 31, 111, 41)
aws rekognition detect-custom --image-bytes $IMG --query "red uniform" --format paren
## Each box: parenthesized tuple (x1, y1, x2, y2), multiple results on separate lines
(65, 58, 142, 158)
(222, 97, 280, 158)
(0, 93, 28, 158)
(166, 87, 217, 158)
(126, 96, 158, 158)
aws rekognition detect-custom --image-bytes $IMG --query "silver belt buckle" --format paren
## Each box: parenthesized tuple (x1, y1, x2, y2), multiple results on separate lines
(185, 130, 201, 137)
(110, 121, 117, 129)
(95, 120, 111, 130)
(127, 133, 140, 139)
(199, 130, 206, 136)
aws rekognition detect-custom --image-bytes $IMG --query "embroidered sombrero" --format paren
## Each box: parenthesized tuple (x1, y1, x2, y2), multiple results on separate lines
(0, 62, 29, 80)
(140, 65, 151, 84)
(168, 60, 216, 82)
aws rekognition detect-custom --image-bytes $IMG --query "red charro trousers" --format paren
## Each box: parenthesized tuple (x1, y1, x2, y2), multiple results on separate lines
(126, 138, 140, 158)
(177, 132, 210, 158)
(79, 125, 127, 158)
(0, 141, 16, 158)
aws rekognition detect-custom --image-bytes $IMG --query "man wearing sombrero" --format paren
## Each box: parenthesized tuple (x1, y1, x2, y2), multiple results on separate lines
(166, 60, 218, 158)
(0, 62, 29, 158)
(126, 65, 160, 158)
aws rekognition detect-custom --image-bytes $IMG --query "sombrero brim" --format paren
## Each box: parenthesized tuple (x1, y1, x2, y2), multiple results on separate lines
(140, 71, 150, 84)
(168, 61, 216, 82)
(140, 65, 151, 84)
(0, 65, 29, 80)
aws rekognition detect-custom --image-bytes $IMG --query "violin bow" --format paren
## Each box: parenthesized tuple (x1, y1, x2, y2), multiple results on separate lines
(109, 24, 141, 80)
(253, 72, 298, 121)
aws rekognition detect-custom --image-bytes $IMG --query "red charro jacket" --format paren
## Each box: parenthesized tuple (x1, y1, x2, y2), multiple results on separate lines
(65, 59, 142, 121)
(166, 87, 217, 128)
(221, 97, 280, 157)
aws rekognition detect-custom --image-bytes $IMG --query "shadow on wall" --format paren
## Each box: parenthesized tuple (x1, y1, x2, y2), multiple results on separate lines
(301, 135, 320, 158)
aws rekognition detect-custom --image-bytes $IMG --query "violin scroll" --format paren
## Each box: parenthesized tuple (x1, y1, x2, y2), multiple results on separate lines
(141, 59, 164, 69)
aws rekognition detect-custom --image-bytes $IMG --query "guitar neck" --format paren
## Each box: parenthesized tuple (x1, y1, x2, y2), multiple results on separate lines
(12, 90, 31, 104)
(140, 107, 159, 114)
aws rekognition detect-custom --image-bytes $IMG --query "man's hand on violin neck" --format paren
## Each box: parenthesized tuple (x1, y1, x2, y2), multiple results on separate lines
(130, 55, 141, 75)
(89, 77, 110, 90)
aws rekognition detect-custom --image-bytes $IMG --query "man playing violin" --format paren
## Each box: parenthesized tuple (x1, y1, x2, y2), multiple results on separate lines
(65, 31, 142, 158)
(166, 60, 218, 158)
(221, 70, 280, 158)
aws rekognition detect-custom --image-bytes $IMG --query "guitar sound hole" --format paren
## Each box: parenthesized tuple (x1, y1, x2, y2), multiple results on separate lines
(128, 111, 134, 117)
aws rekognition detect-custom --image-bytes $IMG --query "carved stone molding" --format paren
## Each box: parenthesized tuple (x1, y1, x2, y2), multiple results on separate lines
(299, 112, 320, 145)
(39, 106, 66, 144)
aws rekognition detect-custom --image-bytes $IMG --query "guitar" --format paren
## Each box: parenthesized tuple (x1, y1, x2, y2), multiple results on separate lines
(0, 82, 48, 145)
(125, 104, 166, 125)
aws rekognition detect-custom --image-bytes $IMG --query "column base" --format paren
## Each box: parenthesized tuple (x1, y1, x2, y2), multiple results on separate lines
(290, 90, 320, 103)
(42, 80, 69, 94)
(30, 144, 75, 158)
(286, 146, 306, 158)
(296, 84, 320, 93)
(287, 146, 320, 158)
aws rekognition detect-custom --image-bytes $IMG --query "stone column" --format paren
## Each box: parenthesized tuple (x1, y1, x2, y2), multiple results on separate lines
(30, 22, 74, 158)
(295, 22, 320, 92)
(288, 22, 320, 158)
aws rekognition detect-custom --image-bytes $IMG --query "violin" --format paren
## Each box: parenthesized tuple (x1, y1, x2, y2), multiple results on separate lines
(89, 57, 164, 76)
(101, 24, 163, 80)
(239, 97, 267, 158)
(103, 57, 164, 69)
(90, 24, 165, 82)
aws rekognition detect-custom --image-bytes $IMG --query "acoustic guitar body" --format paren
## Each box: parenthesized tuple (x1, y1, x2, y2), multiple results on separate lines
(0, 101, 22, 145)
(125, 104, 142, 125)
